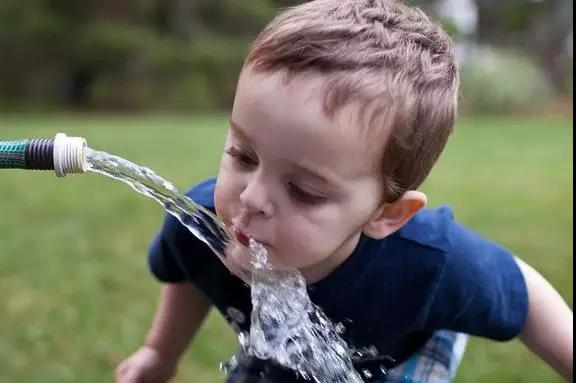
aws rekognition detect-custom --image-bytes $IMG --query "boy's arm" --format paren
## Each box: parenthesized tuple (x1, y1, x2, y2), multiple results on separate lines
(515, 257, 573, 381)
(146, 282, 212, 363)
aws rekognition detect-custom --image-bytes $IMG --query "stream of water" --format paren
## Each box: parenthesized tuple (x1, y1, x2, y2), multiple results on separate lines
(84, 148, 366, 383)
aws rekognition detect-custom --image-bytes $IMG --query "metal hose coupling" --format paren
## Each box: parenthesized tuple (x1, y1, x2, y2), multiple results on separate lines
(0, 133, 87, 177)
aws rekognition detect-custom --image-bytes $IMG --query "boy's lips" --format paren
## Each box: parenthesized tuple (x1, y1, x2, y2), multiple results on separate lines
(232, 226, 251, 247)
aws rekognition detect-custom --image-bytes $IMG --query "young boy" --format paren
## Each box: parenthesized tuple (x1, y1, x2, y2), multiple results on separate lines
(115, 0, 573, 382)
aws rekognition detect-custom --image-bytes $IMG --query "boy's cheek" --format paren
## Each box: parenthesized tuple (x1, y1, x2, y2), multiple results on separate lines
(213, 181, 229, 219)
(214, 176, 241, 218)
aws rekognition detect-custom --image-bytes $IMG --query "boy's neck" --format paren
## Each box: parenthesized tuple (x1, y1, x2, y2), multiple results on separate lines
(299, 232, 363, 284)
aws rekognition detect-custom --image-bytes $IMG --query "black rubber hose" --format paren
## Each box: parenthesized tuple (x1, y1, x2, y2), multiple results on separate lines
(0, 139, 54, 170)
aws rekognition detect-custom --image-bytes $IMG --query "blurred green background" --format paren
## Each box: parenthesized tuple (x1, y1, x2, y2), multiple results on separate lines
(0, 0, 573, 382)
(0, 0, 572, 114)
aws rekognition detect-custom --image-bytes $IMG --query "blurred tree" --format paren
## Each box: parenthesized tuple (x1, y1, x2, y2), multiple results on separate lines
(414, 0, 572, 95)
(156, 0, 204, 39)
(475, 0, 572, 94)
(0, 0, 571, 110)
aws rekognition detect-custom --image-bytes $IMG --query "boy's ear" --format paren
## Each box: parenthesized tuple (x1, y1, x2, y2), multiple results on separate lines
(362, 191, 427, 239)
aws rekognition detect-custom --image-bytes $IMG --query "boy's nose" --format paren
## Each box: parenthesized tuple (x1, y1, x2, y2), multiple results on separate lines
(239, 179, 274, 217)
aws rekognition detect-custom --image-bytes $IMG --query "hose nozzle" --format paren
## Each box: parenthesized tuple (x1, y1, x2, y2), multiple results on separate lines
(0, 133, 87, 177)
(53, 133, 87, 177)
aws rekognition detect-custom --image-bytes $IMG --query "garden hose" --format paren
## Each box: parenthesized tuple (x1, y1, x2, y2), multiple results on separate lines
(0, 133, 87, 177)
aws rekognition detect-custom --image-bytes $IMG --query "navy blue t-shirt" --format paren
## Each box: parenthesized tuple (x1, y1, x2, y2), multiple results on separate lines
(148, 178, 528, 381)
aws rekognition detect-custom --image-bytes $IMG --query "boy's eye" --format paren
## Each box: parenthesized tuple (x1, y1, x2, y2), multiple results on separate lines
(288, 183, 326, 205)
(225, 146, 257, 168)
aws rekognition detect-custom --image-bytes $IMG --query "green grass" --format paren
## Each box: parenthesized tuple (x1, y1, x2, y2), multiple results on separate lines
(0, 113, 572, 383)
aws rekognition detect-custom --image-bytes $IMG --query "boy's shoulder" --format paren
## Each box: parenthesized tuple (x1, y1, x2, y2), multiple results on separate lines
(186, 177, 217, 209)
(390, 204, 509, 265)
(156, 177, 217, 244)
(392, 205, 456, 253)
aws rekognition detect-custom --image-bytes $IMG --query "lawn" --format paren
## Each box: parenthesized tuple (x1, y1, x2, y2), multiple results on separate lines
(0, 113, 572, 383)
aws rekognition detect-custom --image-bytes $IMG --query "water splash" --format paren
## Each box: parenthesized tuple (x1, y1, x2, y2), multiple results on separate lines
(246, 240, 363, 383)
(84, 148, 365, 382)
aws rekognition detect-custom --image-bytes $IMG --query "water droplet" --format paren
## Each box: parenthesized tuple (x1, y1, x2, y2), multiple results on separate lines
(362, 369, 373, 378)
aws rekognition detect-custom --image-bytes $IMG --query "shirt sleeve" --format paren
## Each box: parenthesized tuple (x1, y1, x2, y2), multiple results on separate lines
(147, 178, 218, 283)
(423, 221, 529, 341)
(148, 213, 188, 283)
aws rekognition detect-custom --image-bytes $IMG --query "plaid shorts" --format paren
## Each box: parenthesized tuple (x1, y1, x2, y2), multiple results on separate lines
(384, 331, 468, 383)
(225, 330, 468, 383)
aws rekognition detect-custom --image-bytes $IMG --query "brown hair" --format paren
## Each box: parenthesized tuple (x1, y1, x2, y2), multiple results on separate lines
(245, 0, 459, 202)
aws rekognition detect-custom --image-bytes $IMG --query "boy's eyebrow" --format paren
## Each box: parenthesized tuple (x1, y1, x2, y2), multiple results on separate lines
(229, 118, 251, 141)
(291, 163, 344, 190)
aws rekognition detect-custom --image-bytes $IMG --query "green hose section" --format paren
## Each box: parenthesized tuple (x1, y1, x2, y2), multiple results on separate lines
(0, 140, 27, 169)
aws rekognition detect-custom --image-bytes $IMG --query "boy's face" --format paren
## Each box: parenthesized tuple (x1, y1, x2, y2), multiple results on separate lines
(215, 68, 387, 283)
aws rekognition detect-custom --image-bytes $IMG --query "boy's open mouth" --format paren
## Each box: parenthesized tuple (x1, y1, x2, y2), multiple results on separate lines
(232, 226, 251, 247)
